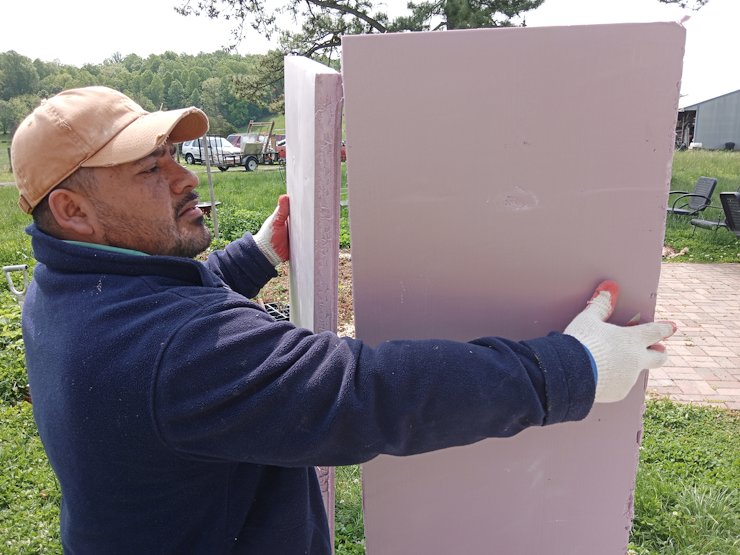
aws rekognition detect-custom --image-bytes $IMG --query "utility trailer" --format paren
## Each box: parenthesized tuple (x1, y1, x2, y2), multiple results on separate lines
(226, 121, 281, 171)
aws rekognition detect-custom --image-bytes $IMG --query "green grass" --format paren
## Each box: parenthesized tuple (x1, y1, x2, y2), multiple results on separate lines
(0, 294, 28, 404)
(0, 402, 61, 553)
(1, 137, 32, 270)
(193, 165, 288, 220)
(193, 165, 289, 250)
(335, 465, 366, 554)
(664, 150, 740, 263)
(0, 188, 34, 268)
(1, 133, 13, 182)
(629, 399, 740, 555)
(670, 150, 740, 192)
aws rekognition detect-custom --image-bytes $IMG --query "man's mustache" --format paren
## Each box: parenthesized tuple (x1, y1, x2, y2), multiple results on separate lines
(174, 192, 200, 216)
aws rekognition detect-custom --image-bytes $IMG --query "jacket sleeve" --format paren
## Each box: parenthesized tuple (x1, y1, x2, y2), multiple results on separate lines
(152, 295, 595, 467)
(202, 234, 277, 298)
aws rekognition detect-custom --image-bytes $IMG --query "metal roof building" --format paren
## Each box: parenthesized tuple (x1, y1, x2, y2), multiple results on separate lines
(676, 88, 740, 150)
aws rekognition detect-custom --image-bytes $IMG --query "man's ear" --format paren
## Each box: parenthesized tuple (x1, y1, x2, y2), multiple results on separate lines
(47, 188, 99, 239)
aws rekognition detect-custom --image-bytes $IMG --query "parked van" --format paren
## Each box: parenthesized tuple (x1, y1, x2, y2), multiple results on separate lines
(181, 136, 242, 171)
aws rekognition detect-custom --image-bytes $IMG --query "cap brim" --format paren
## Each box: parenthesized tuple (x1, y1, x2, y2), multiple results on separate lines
(83, 107, 208, 167)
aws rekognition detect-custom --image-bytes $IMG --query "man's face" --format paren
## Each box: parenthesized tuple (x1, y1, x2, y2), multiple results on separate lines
(86, 143, 211, 257)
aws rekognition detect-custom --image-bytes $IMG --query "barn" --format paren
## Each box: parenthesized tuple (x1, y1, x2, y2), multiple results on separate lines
(676, 88, 740, 150)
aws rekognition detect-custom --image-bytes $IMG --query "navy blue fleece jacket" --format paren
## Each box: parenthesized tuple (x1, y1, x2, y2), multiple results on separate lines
(22, 225, 595, 554)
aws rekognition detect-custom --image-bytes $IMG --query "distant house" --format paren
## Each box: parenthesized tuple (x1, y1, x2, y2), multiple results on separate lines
(676, 88, 740, 150)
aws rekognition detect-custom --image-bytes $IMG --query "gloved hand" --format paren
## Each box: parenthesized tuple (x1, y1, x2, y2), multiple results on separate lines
(565, 280, 676, 403)
(254, 194, 290, 267)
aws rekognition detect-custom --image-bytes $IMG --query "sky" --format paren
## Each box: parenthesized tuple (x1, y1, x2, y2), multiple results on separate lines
(1, 0, 738, 106)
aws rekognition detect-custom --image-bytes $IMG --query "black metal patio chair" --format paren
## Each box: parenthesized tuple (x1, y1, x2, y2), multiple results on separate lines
(719, 191, 740, 237)
(667, 176, 717, 217)
(690, 191, 740, 238)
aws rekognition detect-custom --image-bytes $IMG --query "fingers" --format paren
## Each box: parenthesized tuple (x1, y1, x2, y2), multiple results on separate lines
(636, 320, 677, 346)
(274, 194, 290, 226)
(584, 280, 619, 322)
(278, 193, 290, 211)
(271, 195, 290, 262)
(631, 320, 676, 370)
(643, 347, 669, 369)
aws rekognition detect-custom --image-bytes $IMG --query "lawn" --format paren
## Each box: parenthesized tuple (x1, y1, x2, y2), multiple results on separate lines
(0, 150, 737, 553)
(629, 399, 740, 555)
(664, 150, 740, 263)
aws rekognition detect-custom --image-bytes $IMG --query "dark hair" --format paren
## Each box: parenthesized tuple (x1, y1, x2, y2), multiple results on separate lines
(32, 168, 97, 233)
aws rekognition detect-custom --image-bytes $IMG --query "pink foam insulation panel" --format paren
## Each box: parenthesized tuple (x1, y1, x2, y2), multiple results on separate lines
(284, 55, 343, 335)
(284, 55, 344, 546)
(341, 23, 685, 554)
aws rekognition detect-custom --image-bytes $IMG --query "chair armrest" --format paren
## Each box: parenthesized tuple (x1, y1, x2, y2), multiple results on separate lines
(690, 217, 726, 230)
(671, 193, 711, 210)
(689, 203, 724, 230)
(668, 190, 689, 196)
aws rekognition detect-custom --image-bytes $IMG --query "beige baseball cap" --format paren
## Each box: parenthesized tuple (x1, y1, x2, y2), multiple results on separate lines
(11, 86, 209, 214)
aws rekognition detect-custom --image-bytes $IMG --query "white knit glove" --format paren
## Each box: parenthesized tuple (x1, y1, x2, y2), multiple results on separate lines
(565, 281, 676, 403)
(254, 195, 290, 267)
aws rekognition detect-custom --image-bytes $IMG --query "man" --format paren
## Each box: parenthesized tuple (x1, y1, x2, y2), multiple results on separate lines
(12, 86, 675, 554)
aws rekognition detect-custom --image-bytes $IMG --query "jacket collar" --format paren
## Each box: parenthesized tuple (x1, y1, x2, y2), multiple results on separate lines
(27, 224, 225, 288)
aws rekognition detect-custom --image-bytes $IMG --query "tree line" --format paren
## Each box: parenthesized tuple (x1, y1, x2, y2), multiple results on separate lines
(2, 0, 707, 137)
(0, 49, 280, 137)
(175, 0, 706, 116)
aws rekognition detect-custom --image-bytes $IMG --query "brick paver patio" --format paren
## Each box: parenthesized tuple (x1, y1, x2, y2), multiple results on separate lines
(650, 263, 740, 410)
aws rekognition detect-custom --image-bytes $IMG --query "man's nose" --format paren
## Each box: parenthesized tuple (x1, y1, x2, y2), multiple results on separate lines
(169, 162, 198, 194)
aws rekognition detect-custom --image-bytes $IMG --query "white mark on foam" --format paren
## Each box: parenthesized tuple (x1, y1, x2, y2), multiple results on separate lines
(500, 186, 539, 211)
